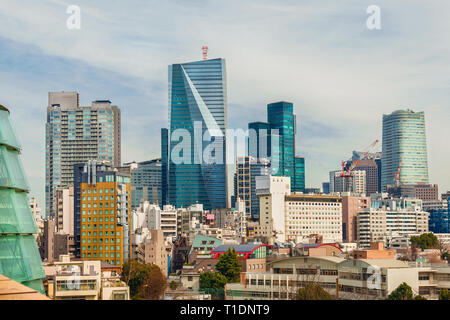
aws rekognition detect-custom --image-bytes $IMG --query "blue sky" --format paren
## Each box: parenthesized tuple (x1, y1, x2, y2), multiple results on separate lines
(1, 0, 449, 209)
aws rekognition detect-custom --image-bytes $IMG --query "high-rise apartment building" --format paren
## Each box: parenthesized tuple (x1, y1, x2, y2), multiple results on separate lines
(332, 170, 366, 194)
(46, 92, 121, 218)
(0, 104, 45, 293)
(74, 161, 131, 266)
(124, 159, 162, 210)
(233, 156, 270, 220)
(166, 58, 227, 210)
(381, 109, 429, 190)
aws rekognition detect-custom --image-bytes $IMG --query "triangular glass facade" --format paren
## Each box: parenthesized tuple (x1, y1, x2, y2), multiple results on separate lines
(0, 104, 45, 293)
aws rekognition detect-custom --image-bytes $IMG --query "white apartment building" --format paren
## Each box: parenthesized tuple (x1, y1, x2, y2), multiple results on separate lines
(132, 201, 177, 241)
(284, 194, 343, 243)
(357, 198, 429, 248)
(256, 176, 291, 242)
(332, 170, 366, 195)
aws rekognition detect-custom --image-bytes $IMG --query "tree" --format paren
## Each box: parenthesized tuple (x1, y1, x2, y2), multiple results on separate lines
(121, 260, 166, 300)
(414, 295, 427, 300)
(199, 271, 228, 300)
(122, 259, 151, 298)
(215, 248, 242, 282)
(439, 289, 450, 300)
(139, 264, 167, 300)
(410, 233, 439, 250)
(296, 284, 332, 300)
(169, 280, 178, 290)
(387, 282, 414, 300)
(200, 271, 228, 290)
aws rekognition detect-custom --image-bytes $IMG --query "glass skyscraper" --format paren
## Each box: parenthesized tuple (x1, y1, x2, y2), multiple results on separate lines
(167, 58, 227, 210)
(293, 156, 305, 192)
(0, 104, 45, 293)
(267, 101, 297, 183)
(381, 109, 429, 190)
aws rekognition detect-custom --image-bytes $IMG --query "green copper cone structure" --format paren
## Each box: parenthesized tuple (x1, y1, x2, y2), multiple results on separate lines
(0, 104, 45, 293)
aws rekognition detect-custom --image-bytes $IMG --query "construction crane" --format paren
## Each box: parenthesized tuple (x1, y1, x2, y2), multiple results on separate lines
(340, 139, 379, 178)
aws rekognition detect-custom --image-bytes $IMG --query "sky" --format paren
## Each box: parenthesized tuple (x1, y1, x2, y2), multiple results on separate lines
(0, 0, 449, 210)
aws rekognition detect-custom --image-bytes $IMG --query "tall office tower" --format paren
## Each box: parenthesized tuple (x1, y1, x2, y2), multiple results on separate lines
(46, 92, 121, 218)
(332, 170, 366, 194)
(293, 156, 305, 193)
(167, 58, 227, 210)
(74, 161, 131, 266)
(0, 104, 45, 293)
(353, 160, 379, 195)
(267, 101, 295, 179)
(161, 128, 169, 206)
(248, 121, 271, 159)
(381, 109, 429, 190)
(233, 156, 270, 220)
(124, 159, 162, 210)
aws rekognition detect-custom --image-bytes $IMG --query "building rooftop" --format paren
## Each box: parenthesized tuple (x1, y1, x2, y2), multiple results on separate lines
(211, 244, 271, 254)
(0, 275, 49, 300)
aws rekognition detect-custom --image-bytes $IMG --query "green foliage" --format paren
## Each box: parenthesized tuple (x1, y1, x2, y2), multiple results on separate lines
(121, 260, 167, 300)
(410, 233, 439, 250)
(169, 280, 178, 290)
(199, 271, 228, 290)
(215, 248, 242, 283)
(199, 272, 228, 300)
(414, 295, 427, 300)
(387, 282, 414, 300)
(296, 284, 332, 300)
(439, 289, 450, 300)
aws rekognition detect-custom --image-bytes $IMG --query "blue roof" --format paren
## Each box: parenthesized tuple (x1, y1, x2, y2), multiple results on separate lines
(211, 244, 268, 253)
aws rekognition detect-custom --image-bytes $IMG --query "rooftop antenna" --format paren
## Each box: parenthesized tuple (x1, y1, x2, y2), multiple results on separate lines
(202, 45, 208, 60)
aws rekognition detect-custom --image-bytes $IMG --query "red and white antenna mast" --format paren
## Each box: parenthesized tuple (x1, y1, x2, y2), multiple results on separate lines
(202, 45, 208, 60)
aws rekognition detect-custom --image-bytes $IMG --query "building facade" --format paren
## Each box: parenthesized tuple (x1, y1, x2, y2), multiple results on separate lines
(46, 92, 121, 218)
(125, 159, 162, 210)
(74, 161, 131, 266)
(381, 109, 429, 190)
(166, 58, 227, 210)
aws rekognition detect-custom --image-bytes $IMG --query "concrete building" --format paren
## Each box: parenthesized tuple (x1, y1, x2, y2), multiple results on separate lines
(44, 255, 129, 300)
(256, 175, 291, 242)
(342, 195, 370, 243)
(387, 183, 439, 201)
(333, 170, 366, 194)
(356, 198, 429, 248)
(226, 254, 450, 300)
(54, 186, 74, 235)
(284, 194, 343, 243)
(134, 229, 172, 277)
(46, 92, 121, 218)
(353, 242, 395, 259)
(133, 201, 177, 241)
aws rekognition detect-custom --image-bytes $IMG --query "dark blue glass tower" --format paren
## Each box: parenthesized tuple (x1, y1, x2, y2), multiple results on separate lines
(167, 58, 227, 210)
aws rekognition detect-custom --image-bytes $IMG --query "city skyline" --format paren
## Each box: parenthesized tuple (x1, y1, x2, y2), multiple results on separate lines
(0, 1, 449, 209)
